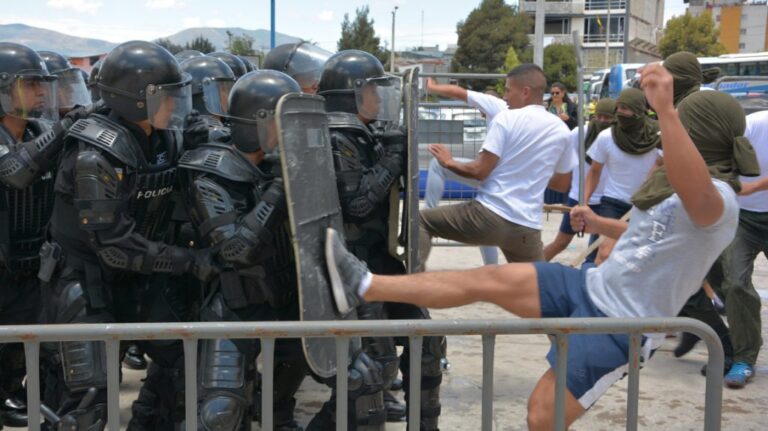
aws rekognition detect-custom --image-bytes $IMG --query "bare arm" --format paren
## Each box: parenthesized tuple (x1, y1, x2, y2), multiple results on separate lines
(640, 64, 723, 227)
(426, 77, 468, 102)
(570, 205, 629, 239)
(430, 144, 499, 181)
(739, 176, 768, 195)
(583, 161, 603, 203)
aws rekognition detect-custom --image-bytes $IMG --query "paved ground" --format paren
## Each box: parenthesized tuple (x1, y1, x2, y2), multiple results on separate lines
(17, 212, 767, 430)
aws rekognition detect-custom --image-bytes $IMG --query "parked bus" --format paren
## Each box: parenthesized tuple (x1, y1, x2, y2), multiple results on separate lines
(599, 63, 644, 99)
(699, 52, 768, 78)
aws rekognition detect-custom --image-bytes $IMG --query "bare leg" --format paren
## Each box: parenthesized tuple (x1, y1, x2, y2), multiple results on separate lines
(364, 263, 542, 318)
(595, 237, 617, 265)
(527, 369, 586, 431)
(543, 231, 575, 262)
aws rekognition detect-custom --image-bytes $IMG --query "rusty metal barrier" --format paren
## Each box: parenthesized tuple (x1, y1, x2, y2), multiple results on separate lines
(4, 317, 723, 431)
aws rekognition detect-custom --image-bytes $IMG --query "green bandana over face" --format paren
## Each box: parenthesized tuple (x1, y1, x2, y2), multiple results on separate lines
(585, 98, 616, 157)
(631, 91, 761, 210)
(664, 51, 702, 106)
(611, 88, 660, 155)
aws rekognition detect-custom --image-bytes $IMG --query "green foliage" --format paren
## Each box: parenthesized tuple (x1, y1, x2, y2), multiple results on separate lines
(543, 43, 577, 91)
(452, 0, 530, 90)
(495, 46, 521, 94)
(658, 11, 727, 58)
(185, 35, 215, 53)
(155, 38, 183, 54)
(337, 6, 388, 66)
(229, 34, 256, 56)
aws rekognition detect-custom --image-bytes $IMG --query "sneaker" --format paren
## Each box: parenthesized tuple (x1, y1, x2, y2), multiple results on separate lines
(325, 228, 368, 315)
(724, 362, 754, 388)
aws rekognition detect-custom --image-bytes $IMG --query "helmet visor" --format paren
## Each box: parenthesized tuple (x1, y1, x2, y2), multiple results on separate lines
(146, 74, 193, 130)
(284, 43, 333, 91)
(228, 112, 276, 154)
(201, 77, 235, 116)
(354, 75, 401, 123)
(0, 74, 59, 121)
(55, 68, 91, 110)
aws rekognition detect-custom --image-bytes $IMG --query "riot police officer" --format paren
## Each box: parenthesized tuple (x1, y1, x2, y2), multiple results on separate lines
(178, 69, 308, 431)
(179, 55, 235, 147)
(263, 42, 332, 95)
(208, 51, 248, 79)
(0, 42, 87, 429)
(312, 49, 444, 431)
(37, 50, 91, 117)
(41, 40, 217, 430)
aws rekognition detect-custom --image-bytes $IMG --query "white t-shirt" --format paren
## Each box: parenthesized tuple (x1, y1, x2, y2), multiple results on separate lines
(739, 110, 768, 212)
(568, 125, 606, 205)
(586, 180, 739, 348)
(467, 90, 508, 127)
(587, 128, 660, 203)
(476, 104, 575, 230)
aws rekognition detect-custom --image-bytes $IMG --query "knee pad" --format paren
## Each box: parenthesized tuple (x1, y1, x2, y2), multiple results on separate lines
(200, 338, 247, 392)
(200, 394, 246, 431)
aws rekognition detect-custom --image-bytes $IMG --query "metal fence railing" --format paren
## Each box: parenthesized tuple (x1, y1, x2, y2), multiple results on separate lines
(6, 317, 723, 431)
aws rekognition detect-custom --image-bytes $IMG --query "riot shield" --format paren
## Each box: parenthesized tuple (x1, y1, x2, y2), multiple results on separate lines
(276, 93, 355, 378)
(386, 68, 421, 273)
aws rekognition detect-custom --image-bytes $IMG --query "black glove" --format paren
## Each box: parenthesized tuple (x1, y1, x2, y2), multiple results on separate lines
(348, 350, 384, 398)
(183, 110, 210, 149)
(191, 248, 220, 283)
(377, 128, 407, 155)
(58, 105, 90, 130)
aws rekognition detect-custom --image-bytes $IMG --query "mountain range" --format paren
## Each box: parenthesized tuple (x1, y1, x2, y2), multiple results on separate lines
(0, 23, 302, 57)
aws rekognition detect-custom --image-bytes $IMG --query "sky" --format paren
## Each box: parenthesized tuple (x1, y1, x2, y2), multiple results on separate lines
(2, 0, 689, 52)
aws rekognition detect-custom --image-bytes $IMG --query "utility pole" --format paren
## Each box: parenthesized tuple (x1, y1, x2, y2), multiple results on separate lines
(390, 6, 399, 73)
(534, 0, 545, 67)
(270, 0, 275, 49)
(605, 0, 611, 69)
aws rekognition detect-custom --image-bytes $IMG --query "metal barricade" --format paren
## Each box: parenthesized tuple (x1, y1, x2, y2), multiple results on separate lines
(3, 317, 722, 431)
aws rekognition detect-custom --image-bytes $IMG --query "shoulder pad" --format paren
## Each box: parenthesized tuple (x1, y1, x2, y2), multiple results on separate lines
(178, 142, 258, 183)
(66, 114, 141, 168)
(327, 112, 370, 135)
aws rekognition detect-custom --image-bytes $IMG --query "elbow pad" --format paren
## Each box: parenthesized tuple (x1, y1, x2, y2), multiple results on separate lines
(74, 150, 122, 230)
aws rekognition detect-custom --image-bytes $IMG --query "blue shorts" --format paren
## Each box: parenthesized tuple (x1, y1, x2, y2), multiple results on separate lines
(598, 196, 632, 220)
(535, 262, 652, 409)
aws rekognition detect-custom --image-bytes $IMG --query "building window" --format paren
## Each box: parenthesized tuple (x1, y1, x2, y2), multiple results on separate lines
(739, 43, 746, 49)
(740, 28, 746, 35)
(583, 16, 625, 43)
(716, 15, 720, 22)
(545, 18, 571, 35)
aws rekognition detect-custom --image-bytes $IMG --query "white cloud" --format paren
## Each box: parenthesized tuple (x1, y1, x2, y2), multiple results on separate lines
(205, 19, 226, 28)
(317, 10, 334, 22)
(46, 0, 103, 14)
(145, 0, 185, 9)
(183, 17, 202, 28)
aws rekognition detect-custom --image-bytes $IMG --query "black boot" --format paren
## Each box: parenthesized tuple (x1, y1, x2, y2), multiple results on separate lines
(384, 391, 406, 422)
(123, 344, 148, 370)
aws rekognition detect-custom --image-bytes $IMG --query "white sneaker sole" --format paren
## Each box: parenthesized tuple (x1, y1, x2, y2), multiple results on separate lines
(325, 228, 351, 315)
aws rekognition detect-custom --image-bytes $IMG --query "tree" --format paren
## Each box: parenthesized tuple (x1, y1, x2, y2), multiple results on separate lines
(658, 11, 727, 58)
(452, 0, 530, 90)
(155, 38, 183, 54)
(229, 35, 256, 56)
(337, 6, 387, 66)
(543, 43, 577, 91)
(495, 46, 521, 94)
(185, 35, 216, 54)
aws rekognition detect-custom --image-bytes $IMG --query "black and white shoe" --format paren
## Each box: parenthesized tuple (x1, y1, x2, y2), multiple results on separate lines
(325, 228, 368, 315)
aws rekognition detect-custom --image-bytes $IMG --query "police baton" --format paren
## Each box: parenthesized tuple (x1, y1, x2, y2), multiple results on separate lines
(572, 30, 586, 237)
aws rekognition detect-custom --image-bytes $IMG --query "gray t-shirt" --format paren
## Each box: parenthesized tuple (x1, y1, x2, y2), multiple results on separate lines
(585, 180, 739, 347)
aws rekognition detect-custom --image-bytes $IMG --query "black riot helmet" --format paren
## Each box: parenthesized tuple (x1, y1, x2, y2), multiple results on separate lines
(318, 49, 401, 122)
(0, 42, 58, 121)
(180, 55, 236, 116)
(96, 40, 192, 129)
(226, 70, 300, 153)
(237, 55, 257, 73)
(207, 52, 247, 79)
(38, 50, 90, 111)
(88, 60, 101, 103)
(263, 41, 332, 94)
(175, 49, 204, 61)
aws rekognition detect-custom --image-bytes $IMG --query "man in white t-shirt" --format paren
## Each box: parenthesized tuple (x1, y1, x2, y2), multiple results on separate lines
(584, 88, 661, 262)
(324, 65, 757, 430)
(423, 78, 508, 265)
(717, 109, 768, 388)
(417, 64, 575, 269)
